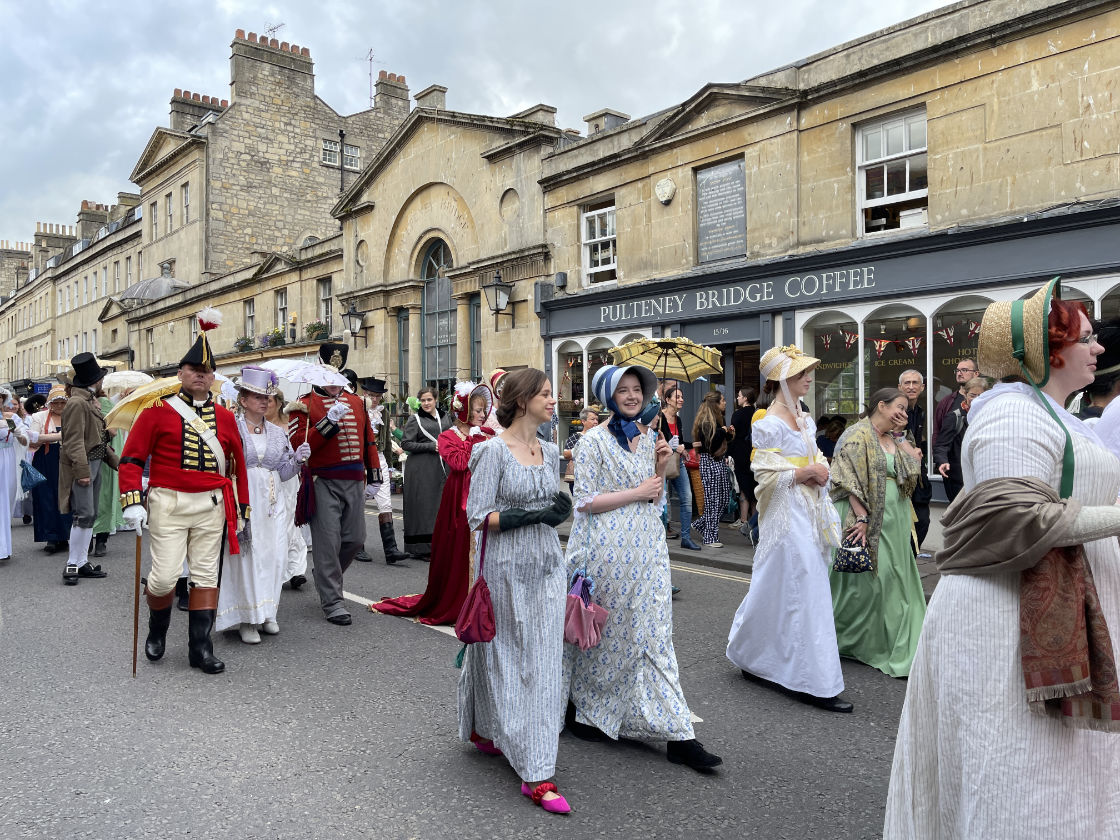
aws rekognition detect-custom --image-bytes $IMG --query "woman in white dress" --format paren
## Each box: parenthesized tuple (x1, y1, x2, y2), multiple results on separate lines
(267, 391, 308, 590)
(0, 389, 29, 561)
(885, 279, 1120, 838)
(216, 367, 304, 643)
(726, 345, 851, 712)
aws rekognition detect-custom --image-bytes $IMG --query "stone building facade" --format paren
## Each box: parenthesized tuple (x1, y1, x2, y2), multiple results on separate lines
(536, 0, 1120, 451)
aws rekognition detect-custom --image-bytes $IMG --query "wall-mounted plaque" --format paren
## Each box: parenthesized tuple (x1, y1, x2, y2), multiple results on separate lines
(696, 158, 746, 263)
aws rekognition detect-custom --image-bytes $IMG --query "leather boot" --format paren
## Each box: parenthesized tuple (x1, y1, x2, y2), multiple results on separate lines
(175, 576, 190, 611)
(144, 588, 175, 661)
(186, 586, 225, 674)
(379, 514, 412, 564)
(93, 533, 108, 557)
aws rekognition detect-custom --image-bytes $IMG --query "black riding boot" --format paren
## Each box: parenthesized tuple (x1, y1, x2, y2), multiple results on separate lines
(187, 586, 225, 675)
(145, 589, 175, 662)
(379, 514, 412, 564)
(175, 576, 190, 611)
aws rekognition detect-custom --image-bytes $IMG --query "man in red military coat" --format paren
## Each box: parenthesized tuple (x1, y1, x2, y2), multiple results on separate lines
(120, 308, 249, 674)
(287, 342, 379, 625)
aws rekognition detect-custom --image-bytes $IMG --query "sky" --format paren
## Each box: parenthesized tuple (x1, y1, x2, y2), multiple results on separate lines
(0, 0, 951, 245)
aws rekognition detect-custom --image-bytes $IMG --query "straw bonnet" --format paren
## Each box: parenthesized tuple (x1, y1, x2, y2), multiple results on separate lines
(46, 384, 68, 404)
(760, 345, 820, 382)
(977, 277, 1062, 386)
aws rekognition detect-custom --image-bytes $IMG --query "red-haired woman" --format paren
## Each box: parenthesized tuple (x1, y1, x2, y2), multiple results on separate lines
(886, 284, 1120, 836)
(372, 382, 493, 624)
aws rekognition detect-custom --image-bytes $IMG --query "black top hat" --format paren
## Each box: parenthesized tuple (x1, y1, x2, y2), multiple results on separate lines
(69, 352, 110, 388)
(359, 377, 388, 394)
(341, 368, 359, 390)
(319, 342, 349, 370)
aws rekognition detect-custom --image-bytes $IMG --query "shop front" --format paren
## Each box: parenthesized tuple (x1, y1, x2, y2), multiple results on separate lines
(538, 202, 1120, 481)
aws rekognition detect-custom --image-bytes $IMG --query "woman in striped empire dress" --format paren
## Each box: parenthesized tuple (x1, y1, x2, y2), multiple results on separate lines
(885, 280, 1120, 838)
(457, 369, 575, 815)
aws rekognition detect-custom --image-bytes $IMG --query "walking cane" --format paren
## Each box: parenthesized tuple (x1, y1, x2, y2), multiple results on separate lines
(132, 530, 141, 677)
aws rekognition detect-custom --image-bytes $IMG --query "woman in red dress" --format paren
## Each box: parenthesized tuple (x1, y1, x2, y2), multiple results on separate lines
(372, 382, 493, 624)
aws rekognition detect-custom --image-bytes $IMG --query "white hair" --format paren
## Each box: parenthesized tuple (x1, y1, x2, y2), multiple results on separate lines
(898, 369, 925, 384)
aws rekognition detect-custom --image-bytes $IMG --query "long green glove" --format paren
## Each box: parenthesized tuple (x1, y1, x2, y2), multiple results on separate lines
(498, 492, 573, 531)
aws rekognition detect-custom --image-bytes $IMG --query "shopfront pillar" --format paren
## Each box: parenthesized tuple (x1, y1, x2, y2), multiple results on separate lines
(408, 304, 423, 395)
(455, 296, 471, 382)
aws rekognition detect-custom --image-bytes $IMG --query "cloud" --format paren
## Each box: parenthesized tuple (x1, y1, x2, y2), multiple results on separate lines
(0, 0, 949, 240)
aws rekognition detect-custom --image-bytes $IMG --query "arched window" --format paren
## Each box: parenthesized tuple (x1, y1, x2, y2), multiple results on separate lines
(421, 240, 456, 398)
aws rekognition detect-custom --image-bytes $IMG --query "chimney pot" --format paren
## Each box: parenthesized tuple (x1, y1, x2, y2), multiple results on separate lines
(269, 38, 279, 47)
(398, 75, 406, 84)
(221, 99, 229, 108)
(81, 200, 89, 210)
(280, 41, 289, 50)
(192, 93, 201, 101)
(202, 95, 210, 104)
(379, 70, 387, 80)
(183, 89, 192, 99)
(300, 46, 310, 57)
(388, 73, 397, 82)
(235, 28, 245, 39)
(290, 43, 299, 53)
(174, 88, 182, 97)
(247, 31, 256, 41)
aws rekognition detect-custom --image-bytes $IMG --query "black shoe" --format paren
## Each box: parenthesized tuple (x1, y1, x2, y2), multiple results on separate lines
(93, 534, 108, 557)
(671, 585, 681, 596)
(187, 609, 225, 674)
(44, 542, 60, 555)
(175, 577, 190, 612)
(76, 563, 107, 579)
(326, 613, 352, 626)
(145, 605, 173, 661)
(22, 514, 31, 525)
(354, 550, 373, 563)
(63, 564, 79, 585)
(666, 526, 679, 539)
(379, 520, 413, 565)
(289, 574, 306, 590)
(666, 739, 723, 770)
(565, 702, 606, 741)
(796, 692, 854, 713)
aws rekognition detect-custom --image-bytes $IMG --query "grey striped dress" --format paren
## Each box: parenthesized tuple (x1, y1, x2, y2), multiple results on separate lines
(457, 437, 566, 782)
(884, 387, 1120, 838)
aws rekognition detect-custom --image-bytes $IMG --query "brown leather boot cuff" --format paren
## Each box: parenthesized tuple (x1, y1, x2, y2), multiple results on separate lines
(187, 586, 219, 611)
(146, 588, 175, 610)
(378, 512, 393, 524)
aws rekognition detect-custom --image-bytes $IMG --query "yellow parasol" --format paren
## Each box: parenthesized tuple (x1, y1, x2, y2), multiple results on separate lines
(608, 337, 723, 383)
(104, 374, 227, 432)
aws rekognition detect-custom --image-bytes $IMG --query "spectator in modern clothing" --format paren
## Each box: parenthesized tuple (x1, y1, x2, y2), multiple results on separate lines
(728, 388, 757, 529)
(932, 358, 978, 448)
(934, 377, 988, 502)
(691, 391, 732, 548)
(1075, 318, 1120, 426)
(562, 405, 600, 491)
(658, 385, 700, 550)
(898, 368, 932, 547)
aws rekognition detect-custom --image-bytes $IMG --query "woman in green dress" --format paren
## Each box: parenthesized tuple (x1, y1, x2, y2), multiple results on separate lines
(828, 387, 926, 678)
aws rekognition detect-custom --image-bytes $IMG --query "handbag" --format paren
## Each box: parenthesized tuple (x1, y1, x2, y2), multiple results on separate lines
(455, 514, 496, 644)
(832, 530, 873, 573)
(20, 460, 47, 492)
(683, 449, 700, 470)
(564, 570, 609, 650)
(664, 452, 681, 480)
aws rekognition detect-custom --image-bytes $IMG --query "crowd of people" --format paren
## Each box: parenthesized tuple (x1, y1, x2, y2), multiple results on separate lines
(7, 277, 1120, 831)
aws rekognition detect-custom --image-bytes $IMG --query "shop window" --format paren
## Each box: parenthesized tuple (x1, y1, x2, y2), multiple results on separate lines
(931, 297, 989, 405)
(582, 199, 616, 285)
(557, 345, 586, 415)
(863, 306, 927, 408)
(421, 240, 456, 394)
(1100, 284, 1120, 321)
(857, 109, 928, 236)
(805, 313, 860, 422)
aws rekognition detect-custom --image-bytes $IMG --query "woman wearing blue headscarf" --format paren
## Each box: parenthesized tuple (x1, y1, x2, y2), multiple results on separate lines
(563, 364, 722, 772)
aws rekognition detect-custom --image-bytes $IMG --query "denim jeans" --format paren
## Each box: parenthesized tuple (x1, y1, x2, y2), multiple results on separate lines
(662, 458, 692, 529)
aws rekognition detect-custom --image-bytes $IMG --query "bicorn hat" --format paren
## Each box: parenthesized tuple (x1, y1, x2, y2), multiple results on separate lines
(319, 342, 348, 370)
(64, 352, 111, 388)
(977, 277, 1062, 386)
(236, 365, 278, 396)
(359, 377, 388, 394)
(180, 307, 222, 371)
(759, 344, 820, 382)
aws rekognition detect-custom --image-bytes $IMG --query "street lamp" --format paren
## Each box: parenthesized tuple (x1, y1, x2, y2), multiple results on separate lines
(341, 302, 369, 347)
(481, 270, 515, 329)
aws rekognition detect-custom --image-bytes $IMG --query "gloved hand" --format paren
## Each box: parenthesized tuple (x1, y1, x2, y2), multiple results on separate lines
(295, 442, 311, 462)
(365, 483, 381, 500)
(326, 402, 350, 423)
(236, 519, 252, 545)
(123, 504, 147, 534)
(498, 492, 573, 531)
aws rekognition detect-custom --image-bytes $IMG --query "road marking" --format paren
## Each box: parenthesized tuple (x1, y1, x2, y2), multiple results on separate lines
(669, 563, 750, 583)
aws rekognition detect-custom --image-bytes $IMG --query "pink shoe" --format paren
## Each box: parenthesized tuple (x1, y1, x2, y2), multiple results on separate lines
(521, 782, 571, 814)
(469, 732, 502, 756)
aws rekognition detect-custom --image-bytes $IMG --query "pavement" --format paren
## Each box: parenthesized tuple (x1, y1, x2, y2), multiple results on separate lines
(0, 497, 925, 840)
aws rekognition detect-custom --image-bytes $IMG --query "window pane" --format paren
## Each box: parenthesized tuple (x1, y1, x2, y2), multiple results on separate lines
(865, 165, 886, 200)
(886, 122, 905, 156)
(909, 153, 928, 191)
(604, 210, 615, 237)
(886, 159, 908, 196)
(863, 128, 881, 162)
(585, 215, 598, 241)
(908, 118, 926, 150)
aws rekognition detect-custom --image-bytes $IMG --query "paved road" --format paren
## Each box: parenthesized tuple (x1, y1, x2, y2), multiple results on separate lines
(0, 511, 908, 840)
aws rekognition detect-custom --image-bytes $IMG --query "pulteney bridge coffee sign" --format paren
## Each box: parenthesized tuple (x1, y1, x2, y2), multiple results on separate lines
(595, 265, 879, 326)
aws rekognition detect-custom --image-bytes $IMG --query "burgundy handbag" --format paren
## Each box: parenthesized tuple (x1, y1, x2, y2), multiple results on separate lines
(455, 515, 496, 644)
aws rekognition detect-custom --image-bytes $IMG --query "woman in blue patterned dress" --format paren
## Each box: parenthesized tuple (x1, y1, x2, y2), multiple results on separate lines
(564, 364, 723, 772)
(458, 368, 575, 815)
